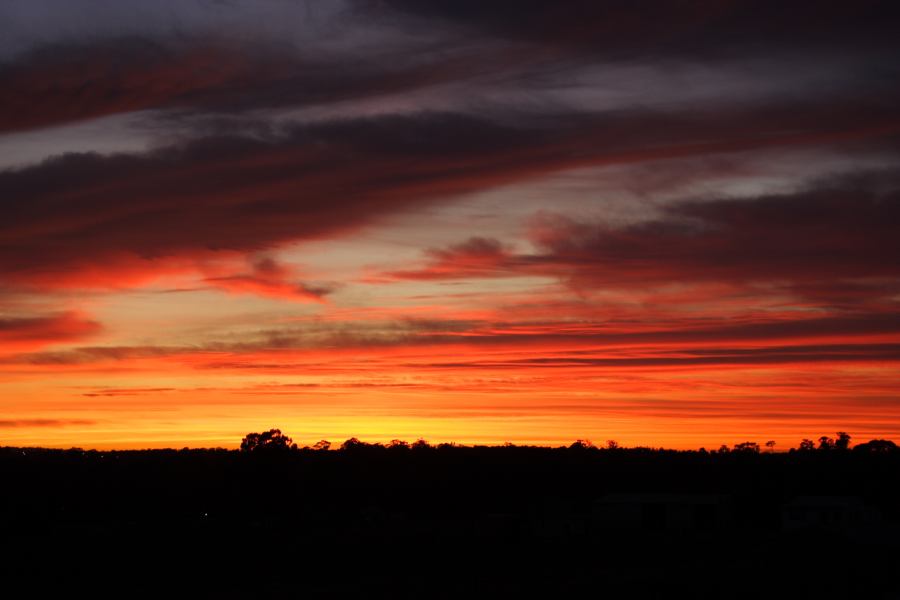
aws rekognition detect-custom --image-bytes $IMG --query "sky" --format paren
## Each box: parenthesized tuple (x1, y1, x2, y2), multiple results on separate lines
(1, 0, 899, 449)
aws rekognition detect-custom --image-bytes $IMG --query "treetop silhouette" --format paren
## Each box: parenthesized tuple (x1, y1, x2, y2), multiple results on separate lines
(240, 428, 297, 453)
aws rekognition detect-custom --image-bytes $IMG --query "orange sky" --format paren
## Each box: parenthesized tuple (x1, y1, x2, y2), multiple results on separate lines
(2, 1, 899, 450)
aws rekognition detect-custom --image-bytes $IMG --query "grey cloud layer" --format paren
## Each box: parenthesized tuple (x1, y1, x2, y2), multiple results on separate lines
(0, 0, 898, 317)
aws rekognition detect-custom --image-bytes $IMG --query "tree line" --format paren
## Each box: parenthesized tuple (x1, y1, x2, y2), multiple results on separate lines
(239, 428, 898, 454)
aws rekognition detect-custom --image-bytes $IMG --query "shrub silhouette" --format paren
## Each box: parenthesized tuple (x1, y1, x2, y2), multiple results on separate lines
(853, 439, 898, 453)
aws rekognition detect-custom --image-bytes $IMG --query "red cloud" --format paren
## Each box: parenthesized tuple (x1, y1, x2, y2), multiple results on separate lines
(0, 311, 101, 353)
(204, 257, 332, 302)
(9, 310, 900, 366)
(378, 237, 515, 281)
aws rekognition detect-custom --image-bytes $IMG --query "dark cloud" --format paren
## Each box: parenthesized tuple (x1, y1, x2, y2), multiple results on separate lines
(3, 100, 899, 291)
(373, 0, 900, 59)
(2, 1, 899, 307)
(528, 170, 900, 293)
(0, 35, 485, 134)
(0, 38, 255, 134)
(2, 0, 898, 137)
(0, 112, 557, 289)
(384, 169, 900, 308)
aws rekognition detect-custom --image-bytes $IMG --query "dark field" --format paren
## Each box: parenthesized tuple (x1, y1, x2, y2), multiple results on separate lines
(2, 443, 899, 597)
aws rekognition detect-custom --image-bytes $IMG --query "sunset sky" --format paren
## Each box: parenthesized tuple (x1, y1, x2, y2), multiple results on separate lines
(2, 0, 899, 449)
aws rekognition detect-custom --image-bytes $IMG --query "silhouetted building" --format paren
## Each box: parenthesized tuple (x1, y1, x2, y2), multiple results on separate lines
(592, 494, 733, 532)
(781, 496, 881, 531)
(528, 502, 588, 538)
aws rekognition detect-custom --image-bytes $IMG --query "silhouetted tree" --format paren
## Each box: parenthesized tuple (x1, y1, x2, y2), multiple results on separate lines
(798, 439, 816, 451)
(717, 444, 730, 454)
(387, 439, 409, 450)
(240, 429, 297, 453)
(606, 440, 620, 450)
(765, 440, 776, 453)
(411, 439, 430, 450)
(311, 440, 331, 451)
(818, 436, 835, 451)
(569, 439, 595, 450)
(835, 431, 851, 451)
(733, 442, 760, 453)
(341, 437, 367, 451)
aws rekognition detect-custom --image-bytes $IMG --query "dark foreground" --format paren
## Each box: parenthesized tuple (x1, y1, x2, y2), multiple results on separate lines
(2, 444, 899, 597)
